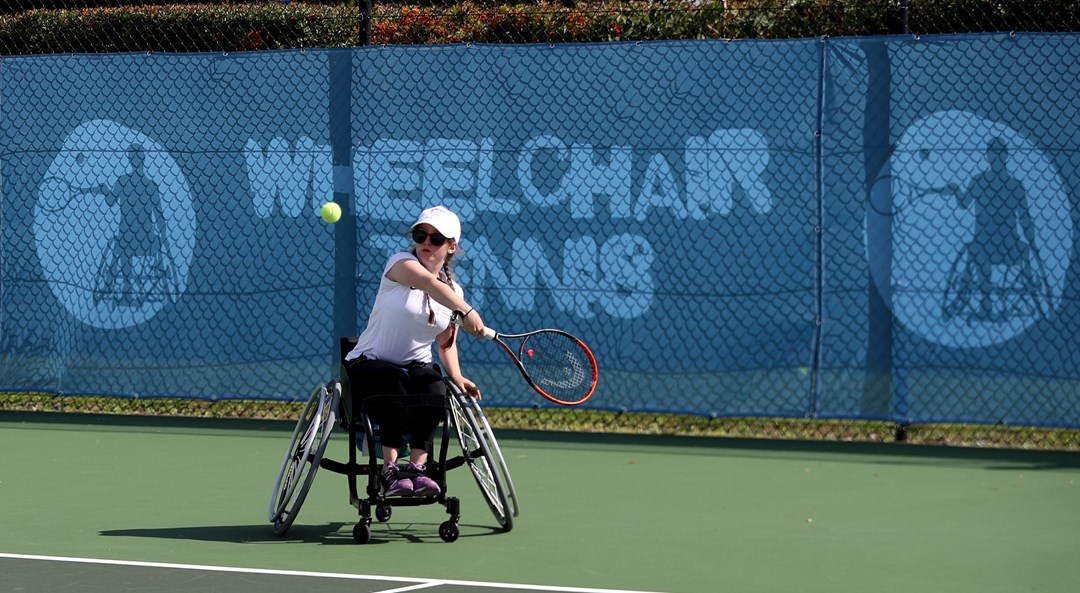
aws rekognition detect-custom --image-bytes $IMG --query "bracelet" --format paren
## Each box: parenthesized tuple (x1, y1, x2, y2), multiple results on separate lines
(452, 309, 474, 324)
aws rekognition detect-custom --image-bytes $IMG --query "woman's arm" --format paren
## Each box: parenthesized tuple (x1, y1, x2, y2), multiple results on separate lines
(386, 258, 486, 336)
(437, 327, 481, 399)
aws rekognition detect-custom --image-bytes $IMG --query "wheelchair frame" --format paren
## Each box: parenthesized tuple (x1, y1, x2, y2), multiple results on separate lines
(93, 237, 179, 307)
(268, 338, 518, 543)
(942, 242, 1051, 323)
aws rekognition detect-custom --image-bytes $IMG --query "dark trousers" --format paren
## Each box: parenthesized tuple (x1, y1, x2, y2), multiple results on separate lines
(344, 357, 446, 454)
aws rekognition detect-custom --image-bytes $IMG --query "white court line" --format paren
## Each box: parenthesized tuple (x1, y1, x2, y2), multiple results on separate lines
(377, 584, 445, 593)
(0, 553, 670, 593)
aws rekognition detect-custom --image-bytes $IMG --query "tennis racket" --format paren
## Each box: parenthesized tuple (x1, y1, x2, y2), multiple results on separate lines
(454, 314, 598, 406)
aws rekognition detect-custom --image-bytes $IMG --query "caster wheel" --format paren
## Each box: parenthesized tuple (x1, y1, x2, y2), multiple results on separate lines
(353, 522, 371, 544)
(439, 521, 459, 543)
(375, 505, 392, 523)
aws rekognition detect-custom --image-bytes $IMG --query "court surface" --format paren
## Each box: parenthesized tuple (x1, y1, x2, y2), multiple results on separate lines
(1, 411, 1078, 593)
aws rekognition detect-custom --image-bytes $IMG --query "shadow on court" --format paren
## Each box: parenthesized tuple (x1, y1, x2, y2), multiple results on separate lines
(100, 522, 504, 546)
(101, 523, 344, 545)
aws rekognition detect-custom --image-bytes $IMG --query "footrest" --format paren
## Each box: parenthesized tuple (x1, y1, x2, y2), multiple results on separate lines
(320, 458, 373, 476)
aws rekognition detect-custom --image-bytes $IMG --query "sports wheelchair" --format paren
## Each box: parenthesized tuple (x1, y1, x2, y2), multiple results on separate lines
(93, 238, 179, 307)
(941, 242, 1051, 323)
(269, 338, 518, 543)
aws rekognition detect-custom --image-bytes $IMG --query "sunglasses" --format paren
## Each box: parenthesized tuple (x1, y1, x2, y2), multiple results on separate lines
(411, 229, 449, 246)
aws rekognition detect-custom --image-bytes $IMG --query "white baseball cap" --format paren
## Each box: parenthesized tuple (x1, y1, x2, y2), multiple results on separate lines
(410, 206, 461, 242)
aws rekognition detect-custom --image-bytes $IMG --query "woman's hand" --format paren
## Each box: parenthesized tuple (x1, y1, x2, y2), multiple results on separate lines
(454, 376, 482, 400)
(459, 308, 486, 339)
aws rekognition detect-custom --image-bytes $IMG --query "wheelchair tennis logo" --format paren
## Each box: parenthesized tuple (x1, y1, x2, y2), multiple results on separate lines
(868, 111, 1072, 348)
(34, 121, 196, 329)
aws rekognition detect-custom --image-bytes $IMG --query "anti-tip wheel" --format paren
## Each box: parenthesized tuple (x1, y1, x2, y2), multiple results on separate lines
(439, 521, 460, 543)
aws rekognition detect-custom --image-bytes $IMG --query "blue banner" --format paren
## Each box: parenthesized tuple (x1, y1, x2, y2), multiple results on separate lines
(2, 34, 1077, 427)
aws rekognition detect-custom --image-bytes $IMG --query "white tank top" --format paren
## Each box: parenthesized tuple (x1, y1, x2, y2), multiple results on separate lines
(345, 252, 463, 366)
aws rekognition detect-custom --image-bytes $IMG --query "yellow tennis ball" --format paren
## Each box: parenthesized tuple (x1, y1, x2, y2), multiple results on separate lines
(321, 202, 342, 223)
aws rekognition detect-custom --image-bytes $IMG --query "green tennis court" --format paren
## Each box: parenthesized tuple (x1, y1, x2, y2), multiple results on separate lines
(1, 411, 1077, 593)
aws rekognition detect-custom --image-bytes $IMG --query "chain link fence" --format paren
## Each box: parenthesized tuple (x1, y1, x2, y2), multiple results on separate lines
(1, 2, 1078, 450)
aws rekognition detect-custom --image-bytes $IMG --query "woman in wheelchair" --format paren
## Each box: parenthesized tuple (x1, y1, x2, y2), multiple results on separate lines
(343, 206, 487, 497)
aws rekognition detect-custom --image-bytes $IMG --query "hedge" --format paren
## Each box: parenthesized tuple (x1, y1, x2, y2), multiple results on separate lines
(0, 0, 1076, 55)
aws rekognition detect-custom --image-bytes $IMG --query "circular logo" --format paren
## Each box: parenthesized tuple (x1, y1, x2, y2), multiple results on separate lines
(868, 111, 1072, 348)
(34, 121, 196, 329)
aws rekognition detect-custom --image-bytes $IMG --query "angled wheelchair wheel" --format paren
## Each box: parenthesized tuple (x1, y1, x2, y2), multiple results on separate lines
(269, 382, 339, 536)
(92, 241, 120, 306)
(942, 245, 975, 321)
(448, 389, 514, 531)
(1007, 249, 1053, 320)
(464, 397, 519, 518)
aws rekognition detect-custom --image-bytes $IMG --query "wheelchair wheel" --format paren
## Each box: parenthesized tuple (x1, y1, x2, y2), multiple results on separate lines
(942, 245, 975, 321)
(92, 241, 120, 306)
(145, 241, 180, 304)
(269, 382, 338, 536)
(448, 389, 514, 531)
(463, 396, 519, 518)
(353, 521, 371, 544)
(375, 504, 392, 523)
(1007, 251, 1052, 320)
(439, 520, 460, 543)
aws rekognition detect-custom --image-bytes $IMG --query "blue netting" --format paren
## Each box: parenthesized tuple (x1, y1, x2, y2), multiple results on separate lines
(2, 34, 1078, 427)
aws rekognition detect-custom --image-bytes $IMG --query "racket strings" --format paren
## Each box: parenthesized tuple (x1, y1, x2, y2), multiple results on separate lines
(520, 332, 592, 399)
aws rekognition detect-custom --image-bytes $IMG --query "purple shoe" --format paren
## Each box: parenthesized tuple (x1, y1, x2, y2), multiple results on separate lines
(380, 465, 413, 497)
(408, 462, 441, 496)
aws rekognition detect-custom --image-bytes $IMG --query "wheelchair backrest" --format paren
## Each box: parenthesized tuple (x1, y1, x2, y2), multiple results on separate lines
(339, 336, 359, 366)
(338, 336, 360, 421)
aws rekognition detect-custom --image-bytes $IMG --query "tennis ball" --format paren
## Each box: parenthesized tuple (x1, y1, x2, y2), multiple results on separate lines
(321, 202, 342, 223)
